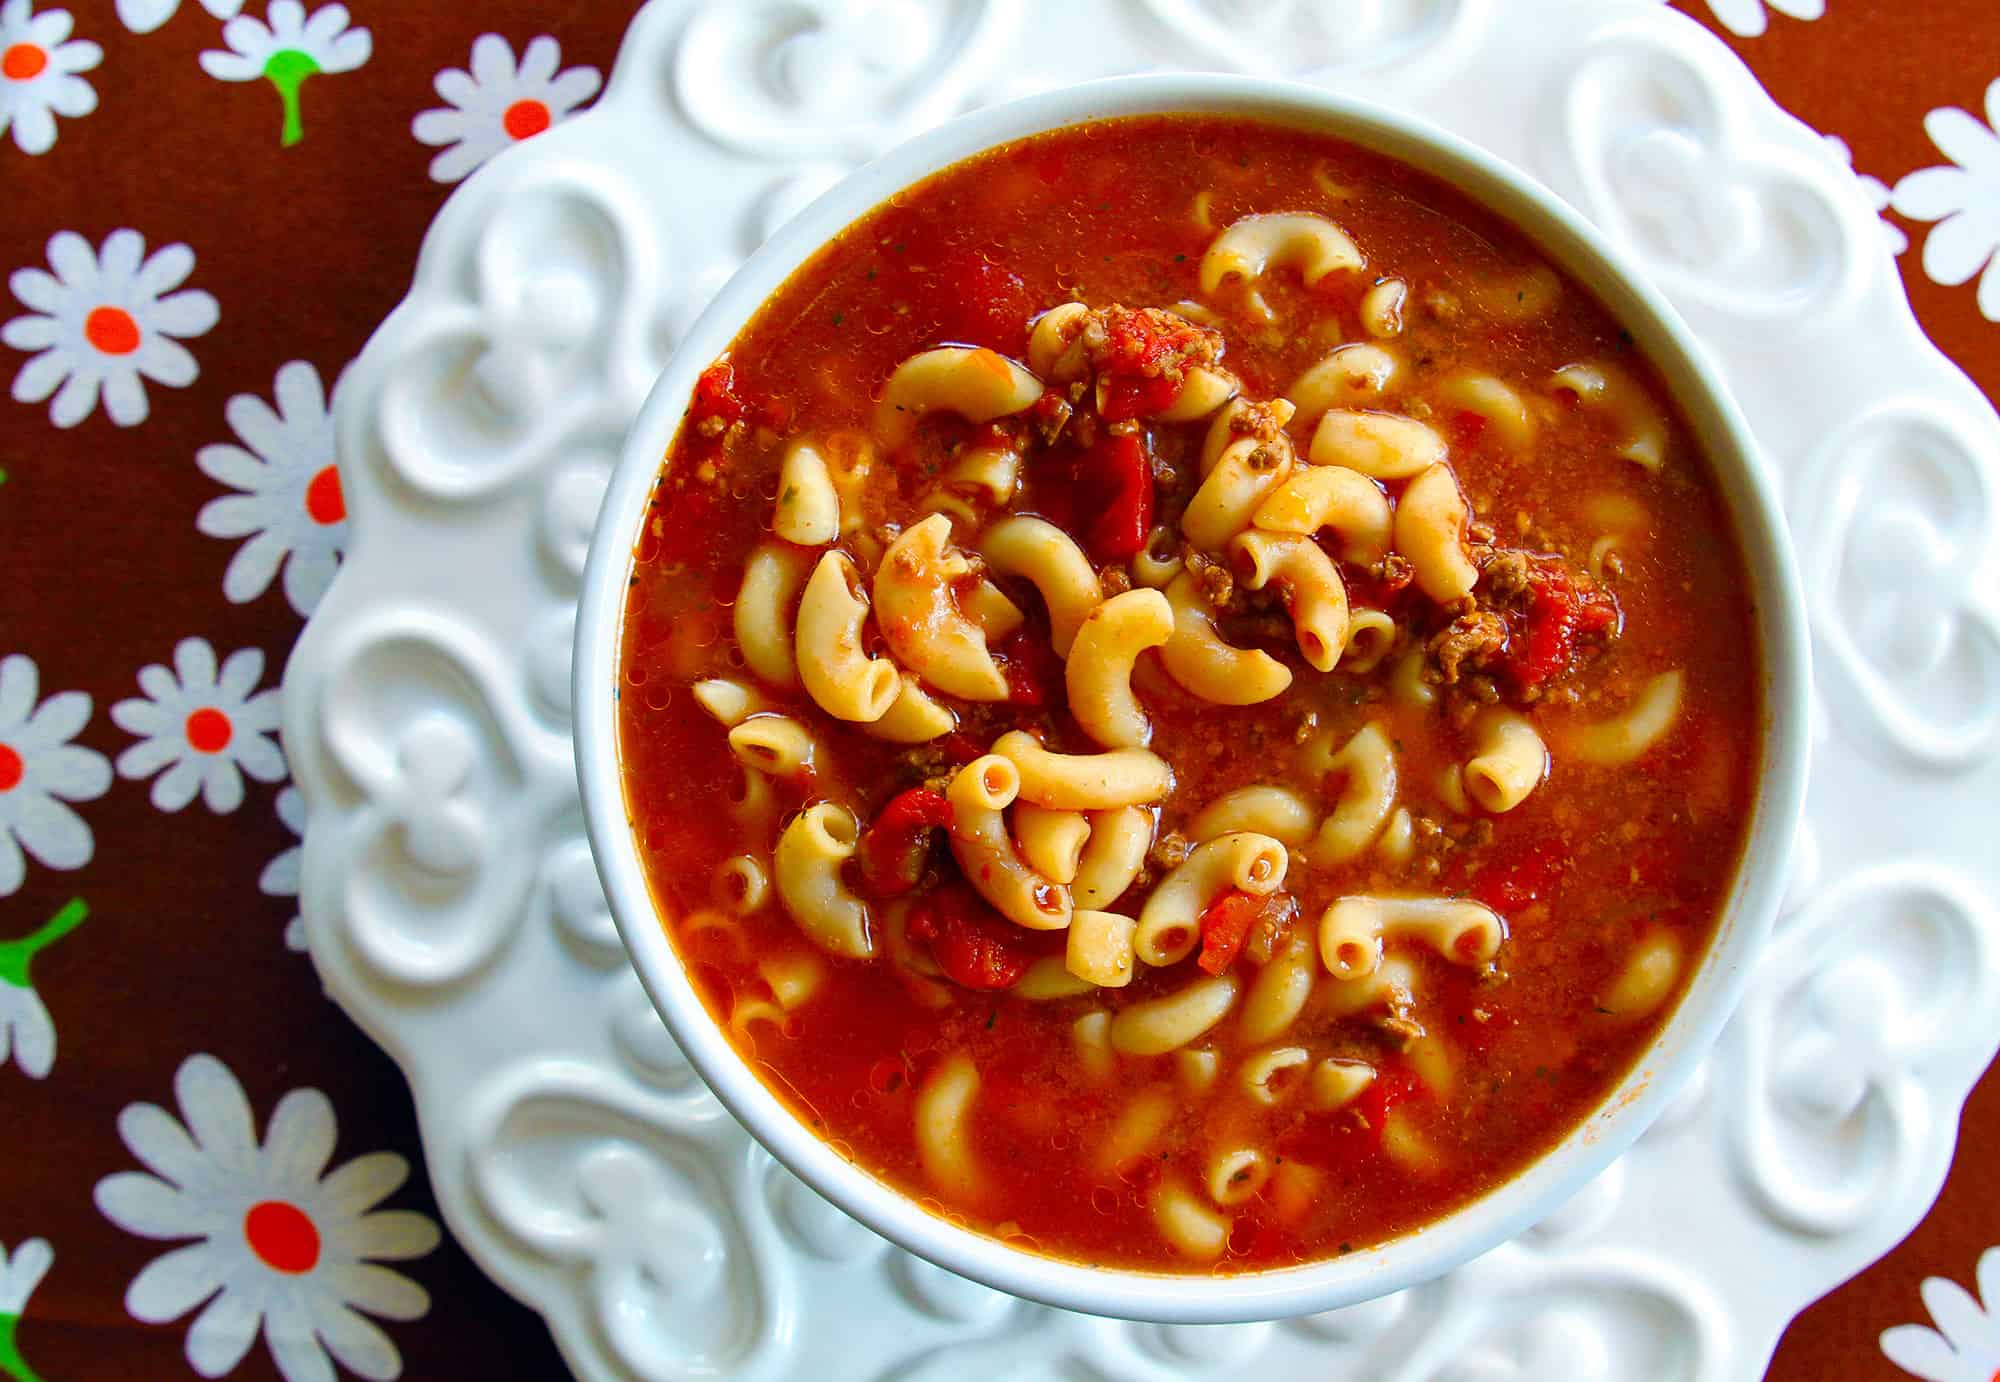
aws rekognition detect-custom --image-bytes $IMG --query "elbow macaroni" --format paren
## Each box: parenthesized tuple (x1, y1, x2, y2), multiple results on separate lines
(734, 541, 812, 690)
(1553, 360, 1667, 470)
(1318, 894, 1505, 979)
(1067, 907, 1138, 989)
(1311, 722, 1398, 864)
(876, 346, 1043, 448)
(1229, 529, 1351, 672)
(1111, 973, 1241, 1055)
(774, 802, 874, 959)
(1182, 435, 1293, 552)
(874, 514, 1009, 701)
(1463, 709, 1549, 814)
(1309, 409, 1445, 478)
(992, 730, 1172, 811)
(1072, 806, 1153, 908)
(945, 755, 1072, 931)
(1014, 803, 1090, 885)
(1286, 342, 1399, 423)
(1159, 570, 1293, 705)
(1065, 588, 1174, 749)
(795, 552, 899, 722)
(773, 440, 840, 545)
(1251, 462, 1393, 565)
(1188, 785, 1315, 848)
(979, 515, 1103, 657)
(1135, 832, 1287, 966)
(1394, 462, 1479, 602)
(1201, 212, 1365, 294)
(1564, 670, 1684, 765)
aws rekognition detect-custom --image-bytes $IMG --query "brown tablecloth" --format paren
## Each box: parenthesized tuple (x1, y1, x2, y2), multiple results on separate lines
(1, 2, 1992, 1377)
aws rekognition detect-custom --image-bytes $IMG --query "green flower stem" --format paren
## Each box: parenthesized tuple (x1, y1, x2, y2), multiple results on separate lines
(0, 899, 86, 991)
(0, 1311, 45, 1382)
(264, 49, 323, 147)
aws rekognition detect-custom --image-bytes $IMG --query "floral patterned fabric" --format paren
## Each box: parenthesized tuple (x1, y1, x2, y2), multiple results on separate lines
(0, 2, 1990, 1378)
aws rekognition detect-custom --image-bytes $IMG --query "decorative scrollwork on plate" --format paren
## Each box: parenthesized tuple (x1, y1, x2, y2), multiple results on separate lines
(1411, 1248, 1729, 1382)
(466, 1069, 798, 1381)
(1136, 0, 1472, 78)
(674, 0, 1016, 162)
(1726, 865, 2000, 1235)
(1790, 404, 2000, 769)
(1555, 15, 1858, 320)
(307, 610, 572, 988)
(372, 168, 667, 503)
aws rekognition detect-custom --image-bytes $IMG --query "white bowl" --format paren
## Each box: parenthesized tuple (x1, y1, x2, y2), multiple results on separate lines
(575, 72, 1811, 1325)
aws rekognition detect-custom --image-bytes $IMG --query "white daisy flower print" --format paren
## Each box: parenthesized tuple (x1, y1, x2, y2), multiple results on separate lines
(0, 897, 85, 1079)
(0, 0, 100, 155)
(1893, 79, 2000, 322)
(0, 1236, 53, 1381)
(4, 228, 219, 428)
(116, 0, 242, 35)
(1824, 134, 1908, 256)
(96, 1053, 441, 1382)
(199, 0, 370, 147)
(1883, 1247, 2000, 1380)
(1700, 0, 1824, 38)
(0, 652, 110, 896)
(111, 638, 285, 814)
(261, 785, 306, 952)
(412, 34, 601, 184)
(197, 360, 346, 617)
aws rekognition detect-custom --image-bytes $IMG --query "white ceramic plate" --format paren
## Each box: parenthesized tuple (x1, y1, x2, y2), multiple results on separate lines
(281, 1, 2000, 1378)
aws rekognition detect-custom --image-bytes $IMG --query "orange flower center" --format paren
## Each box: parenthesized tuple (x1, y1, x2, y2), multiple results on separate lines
(184, 708, 233, 754)
(503, 99, 551, 141)
(84, 306, 141, 357)
(242, 1200, 319, 1274)
(1, 43, 47, 81)
(0, 743, 21, 792)
(304, 465, 345, 525)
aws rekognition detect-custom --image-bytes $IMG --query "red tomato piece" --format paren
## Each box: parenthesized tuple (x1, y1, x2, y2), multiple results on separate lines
(855, 787, 954, 897)
(1447, 408, 1490, 448)
(1098, 371, 1182, 422)
(1081, 432, 1154, 561)
(1100, 308, 1212, 377)
(931, 249, 1033, 354)
(1468, 837, 1566, 917)
(1196, 891, 1297, 974)
(1195, 891, 1260, 975)
(690, 361, 746, 427)
(1494, 555, 1622, 692)
(907, 885, 1034, 990)
(1320, 1064, 1424, 1167)
(997, 629, 1065, 706)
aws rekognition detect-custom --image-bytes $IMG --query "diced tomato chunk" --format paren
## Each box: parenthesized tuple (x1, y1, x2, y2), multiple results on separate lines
(1196, 891, 1259, 975)
(1438, 968, 1515, 1057)
(854, 788, 953, 897)
(1098, 371, 1181, 422)
(690, 361, 746, 427)
(1447, 408, 1490, 448)
(996, 630, 1064, 706)
(1079, 432, 1154, 561)
(1196, 890, 1295, 975)
(1467, 838, 1566, 917)
(1492, 554, 1621, 692)
(907, 884, 1035, 990)
(1320, 1064, 1423, 1167)
(931, 249, 1033, 354)
(1100, 309, 1212, 378)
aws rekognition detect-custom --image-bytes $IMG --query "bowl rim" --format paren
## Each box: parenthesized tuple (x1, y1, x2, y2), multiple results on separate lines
(574, 70, 1811, 1324)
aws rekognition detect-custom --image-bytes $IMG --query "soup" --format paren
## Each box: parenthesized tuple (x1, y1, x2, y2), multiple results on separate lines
(616, 115, 1759, 1272)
